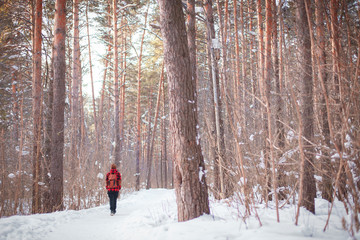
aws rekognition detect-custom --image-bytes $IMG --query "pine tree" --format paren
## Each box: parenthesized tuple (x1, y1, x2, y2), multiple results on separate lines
(50, 0, 66, 212)
(158, 0, 210, 221)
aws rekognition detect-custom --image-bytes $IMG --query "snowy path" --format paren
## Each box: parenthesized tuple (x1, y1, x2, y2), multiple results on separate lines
(48, 189, 177, 240)
(0, 189, 356, 240)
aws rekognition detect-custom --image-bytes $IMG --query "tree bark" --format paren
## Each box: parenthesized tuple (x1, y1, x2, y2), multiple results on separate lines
(119, 17, 127, 167)
(135, 1, 150, 191)
(257, 0, 270, 204)
(145, 88, 154, 189)
(329, 0, 347, 201)
(15, 92, 25, 214)
(113, 0, 121, 170)
(71, 0, 82, 210)
(204, 0, 231, 199)
(263, 0, 272, 204)
(240, 0, 246, 122)
(215, 0, 228, 199)
(99, 4, 112, 155)
(315, 0, 332, 202)
(50, 0, 66, 212)
(11, 73, 19, 143)
(276, 0, 286, 201)
(160, 78, 168, 189)
(158, 0, 210, 221)
(257, 0, 264, 97)
(43, 48, 53, 213)
(264, 0, 279, 221)
(146, 64, 164, 189)
(233, 0, 241, 102)
(86, 2, 99, 153)
(32, 0, 42, 214)
(295, 0, 316, 214)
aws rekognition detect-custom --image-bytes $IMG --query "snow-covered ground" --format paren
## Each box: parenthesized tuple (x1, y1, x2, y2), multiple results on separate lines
(0, 189, 356, 240)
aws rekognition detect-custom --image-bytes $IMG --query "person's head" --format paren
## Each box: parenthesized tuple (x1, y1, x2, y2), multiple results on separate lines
(111, 163, 117, 170)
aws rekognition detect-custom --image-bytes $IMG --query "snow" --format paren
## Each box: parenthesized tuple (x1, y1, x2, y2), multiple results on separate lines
(249, 134, 254, 141)
(199, 167, 205, 181)
(211, 38, 221, 49)
(15, 146, 30, 156)
(0, 189, 356, 240)
(7, 174, 15, 179)
(195, 7, 203, 13)
(97, 173, 104, 179)
(287, 130, 295, 142)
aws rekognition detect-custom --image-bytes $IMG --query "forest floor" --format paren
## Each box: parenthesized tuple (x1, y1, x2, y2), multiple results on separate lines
(0, 188, 356, 240)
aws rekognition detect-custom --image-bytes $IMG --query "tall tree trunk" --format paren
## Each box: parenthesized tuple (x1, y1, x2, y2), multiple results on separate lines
(99, 44, 111, 168)
(43, 46, 53, 213)
(71, 0, 82, 210)
(295, 0, 316, 214)
(264, 0, 279, 221)
(233, 0, 241, 101)
(257, 0, 264, 98)
(50, 0, 66, 212)
(204, 0, 231, 199)
(272, 0, 285, 202)
(248, 0, 256, 107)
(78, 75, 86, 209)
(257, 0, 270, 204)
(329, 0, 347, 201)
(145, 88, 154, 189)
(113, 0, 121, 170)
(215, 0, 229, 102)
(330, 0, 342, 146)
(203, 0, 220, 198)
(263, 0, 272, 204)
(146, 64, 164, 189)
(240, 0, 247, 124)
(86, 2, 99, 153)
(15, 93, 25, 214)
(119, 17, 127, 166)
(315, 0, 332, 202)
(11, 73, 19, 143)
(276, 0, 286, 200)
(32, 0, 42, 214)
(135, 1, 150, 190)
(158, 0, 210, 221)
(160, 78, 168, 189)
(99, 3, 112, 160)
(271, 0, 283, 149)
(203, 16, 218, 199)
(215, 0, 229, 199)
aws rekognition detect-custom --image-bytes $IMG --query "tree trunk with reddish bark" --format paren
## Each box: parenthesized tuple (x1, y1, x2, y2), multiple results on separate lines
(32, 0, 42, 214)
(315, 0, 332, 202)
(158, 0, 210, 222)
(50, 0, 66, 212)
(295, 0, 316, 214)
(113, 0, 121, 170)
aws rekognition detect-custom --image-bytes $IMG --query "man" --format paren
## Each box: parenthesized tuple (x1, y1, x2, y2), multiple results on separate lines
(106, 164, 121, 216)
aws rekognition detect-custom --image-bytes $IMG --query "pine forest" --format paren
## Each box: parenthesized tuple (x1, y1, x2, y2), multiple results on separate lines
(0, 0, 359, 237)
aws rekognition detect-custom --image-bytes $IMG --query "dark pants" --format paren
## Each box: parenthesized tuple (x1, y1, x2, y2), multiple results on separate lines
(108, 191, 119, 213)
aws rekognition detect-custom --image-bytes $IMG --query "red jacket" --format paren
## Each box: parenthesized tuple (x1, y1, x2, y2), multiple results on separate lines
(106, 169, 121, 192)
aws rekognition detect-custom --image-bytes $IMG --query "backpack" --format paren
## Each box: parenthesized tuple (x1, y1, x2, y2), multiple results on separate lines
(108, 172, 118, 188)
